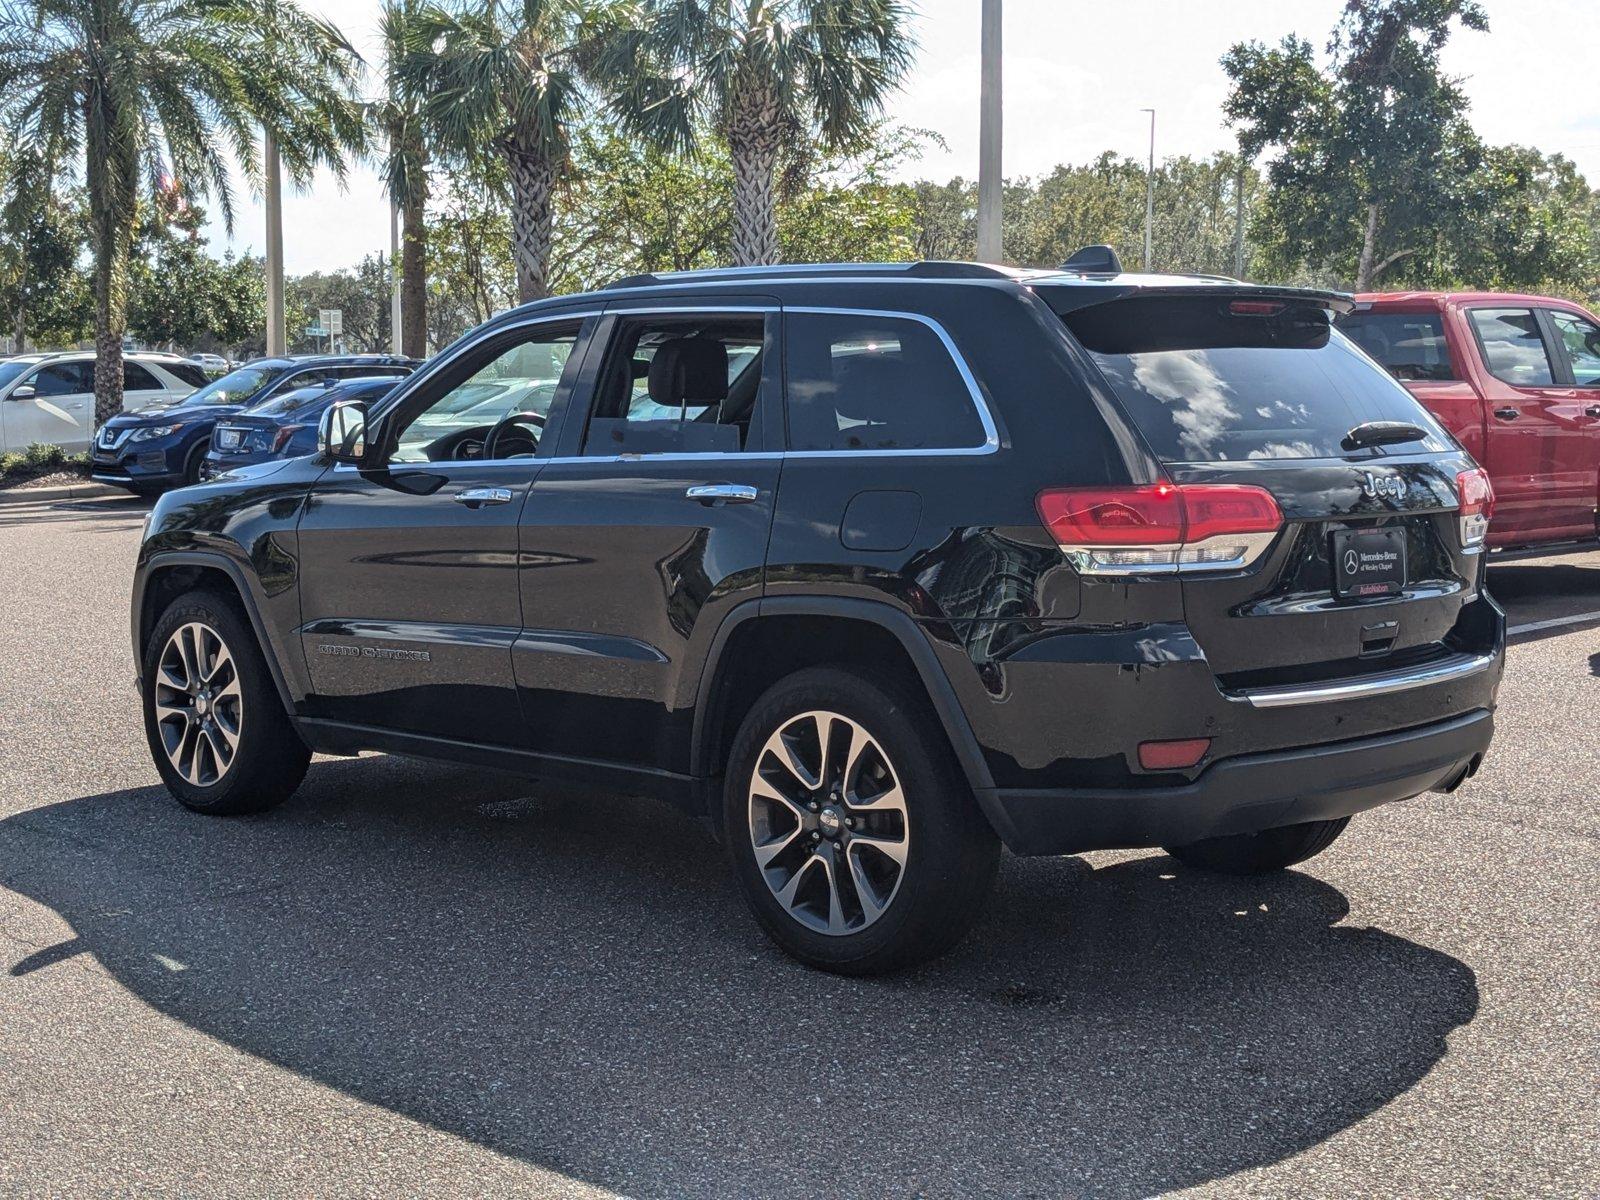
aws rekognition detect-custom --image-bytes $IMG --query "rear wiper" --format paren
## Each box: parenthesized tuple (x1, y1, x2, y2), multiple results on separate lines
(1341, 420, 1429, 451)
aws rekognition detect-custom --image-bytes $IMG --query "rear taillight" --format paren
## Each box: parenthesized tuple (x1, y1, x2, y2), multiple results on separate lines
(1035, 482, 1283, 575)
(271, 424, 307, 453)
(1456, 467, 1494, 549)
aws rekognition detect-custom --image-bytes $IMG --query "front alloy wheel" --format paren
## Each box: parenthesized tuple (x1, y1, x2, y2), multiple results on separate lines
(749, 710, 911, 935)
(153, 620, 243, 786)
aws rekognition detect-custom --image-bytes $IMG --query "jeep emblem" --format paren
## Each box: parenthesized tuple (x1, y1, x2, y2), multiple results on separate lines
(1361, 471, 1405, 502)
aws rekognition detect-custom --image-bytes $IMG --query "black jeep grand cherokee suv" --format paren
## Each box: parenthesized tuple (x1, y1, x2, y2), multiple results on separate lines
(131, 255, 1504, 973)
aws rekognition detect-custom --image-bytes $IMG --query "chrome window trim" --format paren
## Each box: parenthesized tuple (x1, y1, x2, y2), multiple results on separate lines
(348, 302, 999, 471)
(1232, 650, 1496, 708)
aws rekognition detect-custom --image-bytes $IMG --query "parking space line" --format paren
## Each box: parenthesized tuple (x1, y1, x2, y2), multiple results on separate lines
(1507, 610, 1600, 638)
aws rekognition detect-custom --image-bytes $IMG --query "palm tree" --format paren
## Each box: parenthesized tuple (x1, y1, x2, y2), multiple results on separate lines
(603, 0, 914, 267)
(0, 0, 365, 426)
(402, 0, 603, 303)
(376, 0, 428, 357)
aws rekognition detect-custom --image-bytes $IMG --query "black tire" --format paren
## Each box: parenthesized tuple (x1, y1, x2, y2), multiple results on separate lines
(1164, 817, 1350, 876)
(724, 666, 999, 975)
(141, 589, 310, 815)
(181, 439, 210, 486)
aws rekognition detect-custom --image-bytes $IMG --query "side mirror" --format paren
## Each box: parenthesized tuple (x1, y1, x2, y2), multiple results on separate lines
(318, 399, 368, 463)
(6, 384, 36, 401)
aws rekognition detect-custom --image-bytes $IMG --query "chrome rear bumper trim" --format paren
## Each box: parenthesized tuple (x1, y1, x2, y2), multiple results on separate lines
(1236, 651, 1497, 708)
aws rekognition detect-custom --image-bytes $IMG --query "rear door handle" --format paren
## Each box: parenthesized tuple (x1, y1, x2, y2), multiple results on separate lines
(1586, 404, 1600, 418)
(1492, 406, 1519, 421)
(686, 483, 758, 505)
(454, 486, 513, 507)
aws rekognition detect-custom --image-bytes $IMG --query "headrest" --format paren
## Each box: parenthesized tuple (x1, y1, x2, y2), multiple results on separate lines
(831, 353, 909, 421)
(648, 337, 728, 406)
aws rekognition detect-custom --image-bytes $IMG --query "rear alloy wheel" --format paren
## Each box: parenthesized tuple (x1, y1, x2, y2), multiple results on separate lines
(142, 590, 310, 815)
(1164, 817, 1350, 875)
(726, 667, 998, 974)
(748, 709, 911, 936)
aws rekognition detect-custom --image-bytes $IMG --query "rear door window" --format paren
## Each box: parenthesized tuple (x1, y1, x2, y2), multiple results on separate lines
(1548, 310, 1600, 386)
(782, 312, 986, 452)
(1058, 295, 1451, 463)
(1336, 311, 1456, 381)
(1468, 308, 1555, 387)
(123, 362, 162, 392)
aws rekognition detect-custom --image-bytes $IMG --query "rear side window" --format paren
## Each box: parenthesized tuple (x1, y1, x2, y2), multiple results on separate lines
(1060, 296, 1450, 463)
(1468, 308, 1554, 386)
(166, 363, 211, 388)
(783, 312, 986, 452)
(1337, 311, 1456, 381)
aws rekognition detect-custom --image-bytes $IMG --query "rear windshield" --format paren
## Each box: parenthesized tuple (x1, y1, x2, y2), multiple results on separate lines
(1336, 310, 1457, 381)
(1058, 296, 1452, 463)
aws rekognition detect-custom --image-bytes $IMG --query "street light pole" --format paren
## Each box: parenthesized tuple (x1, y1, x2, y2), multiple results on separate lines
(390, 198, 402, 355)
(264, 131, 285, 356)
(1141, 108, 1155, 272)
(976, 0, 1003, 263)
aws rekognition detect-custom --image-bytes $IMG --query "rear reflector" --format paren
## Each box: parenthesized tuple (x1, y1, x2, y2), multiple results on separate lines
(1456, 467, 1494, 549)
(1138, 738, 1211, 770)
(1036, 483, 1282, 575)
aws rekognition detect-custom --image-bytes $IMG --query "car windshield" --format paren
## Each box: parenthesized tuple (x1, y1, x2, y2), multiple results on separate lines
(0, 360, 35, 390)
(177, 365, 282, 407)
(1055, 294, 1452, 462)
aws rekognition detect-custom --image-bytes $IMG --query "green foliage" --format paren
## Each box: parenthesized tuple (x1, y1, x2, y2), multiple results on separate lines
(0, 441, 87, 485)
(286, 255, 394, 354)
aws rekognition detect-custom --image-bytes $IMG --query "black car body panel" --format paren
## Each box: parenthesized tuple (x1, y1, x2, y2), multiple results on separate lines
(130, 263, 1505, 854)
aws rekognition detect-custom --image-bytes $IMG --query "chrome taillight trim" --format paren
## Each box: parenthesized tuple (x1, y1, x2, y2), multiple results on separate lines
(1061, 530, 1280, 576)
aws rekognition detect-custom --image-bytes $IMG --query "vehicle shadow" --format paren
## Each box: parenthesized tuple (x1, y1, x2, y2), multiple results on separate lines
(0, 757, 1477, 1198)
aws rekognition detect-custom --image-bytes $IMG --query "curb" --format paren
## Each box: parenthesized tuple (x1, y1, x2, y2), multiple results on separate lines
(0, 480, 135, 505)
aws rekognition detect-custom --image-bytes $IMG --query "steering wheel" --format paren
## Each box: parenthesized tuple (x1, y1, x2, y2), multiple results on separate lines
(482, 410, 546, 460)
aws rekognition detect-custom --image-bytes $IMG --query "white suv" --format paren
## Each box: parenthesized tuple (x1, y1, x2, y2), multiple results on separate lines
(0, 352, 205, 454)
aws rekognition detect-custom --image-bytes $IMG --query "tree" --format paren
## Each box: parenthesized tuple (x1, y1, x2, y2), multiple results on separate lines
(286, 255, 393, 353)
(0, 147, 91, 349)
(1223, 0, 1489, 290)
(602, 0, 914, 266)
(376, 0, 428, 356)
(0, 0, 365, 425)
(403, 0, 604, 303)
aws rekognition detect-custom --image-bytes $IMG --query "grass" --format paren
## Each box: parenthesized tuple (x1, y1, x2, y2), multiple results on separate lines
(0, 443, 92, 490)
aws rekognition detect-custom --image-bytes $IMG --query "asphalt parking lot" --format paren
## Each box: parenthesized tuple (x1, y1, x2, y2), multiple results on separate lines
(0, 493, 1595, 1198)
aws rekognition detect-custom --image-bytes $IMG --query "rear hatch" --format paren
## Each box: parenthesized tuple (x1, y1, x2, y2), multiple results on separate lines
(1043, 288, 1492, 688)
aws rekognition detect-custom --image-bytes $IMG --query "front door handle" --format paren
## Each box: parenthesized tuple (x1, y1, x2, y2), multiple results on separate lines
(454, 486, 513, 507)
(686, 483, 758, 505)
(1492, 406, 1520, 421)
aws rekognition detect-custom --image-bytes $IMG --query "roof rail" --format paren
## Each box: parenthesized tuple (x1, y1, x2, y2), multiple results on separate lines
(601, 260, 1021, 290)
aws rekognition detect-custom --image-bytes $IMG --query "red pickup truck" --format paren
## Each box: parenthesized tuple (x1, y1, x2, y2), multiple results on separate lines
(1339, 292, 1600, 551)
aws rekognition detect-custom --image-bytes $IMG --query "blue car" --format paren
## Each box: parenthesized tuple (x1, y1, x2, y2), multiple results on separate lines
(202, 376, 403, 478)
(93, 354, 419, 493)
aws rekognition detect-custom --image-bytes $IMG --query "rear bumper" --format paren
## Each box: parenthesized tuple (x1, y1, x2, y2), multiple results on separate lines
(979, 708, 1494, 856)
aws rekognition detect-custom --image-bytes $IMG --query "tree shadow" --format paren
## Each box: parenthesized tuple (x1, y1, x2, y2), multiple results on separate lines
(0, 757, 1478, 1198)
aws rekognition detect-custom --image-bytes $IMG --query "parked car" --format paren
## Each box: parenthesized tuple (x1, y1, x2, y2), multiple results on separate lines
(202, 376, 404, 478)
(93, 354, 419, 493)
(0, 351, 205, 454)
(1340, 292, 1600, 552)
(186, 353, 231, 374)
(130, 253, 1503, 974)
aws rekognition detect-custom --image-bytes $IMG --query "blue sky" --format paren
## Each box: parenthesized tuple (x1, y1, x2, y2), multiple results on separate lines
(208, 0, 1600, 273)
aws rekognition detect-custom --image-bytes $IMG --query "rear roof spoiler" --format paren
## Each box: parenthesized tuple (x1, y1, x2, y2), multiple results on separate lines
(1034, 280, 1357, 317)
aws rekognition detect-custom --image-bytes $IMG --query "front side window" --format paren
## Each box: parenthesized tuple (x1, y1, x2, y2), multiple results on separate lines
(1469, 308, 1554, 387)
(1337, 311, 1456, 381)
(31, 362, 93, 396)
(783, 312, 986, 452)
(582, 315, 765, 456)
(1549, 310, 1600, 386)
(388, 325, 578, 463)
